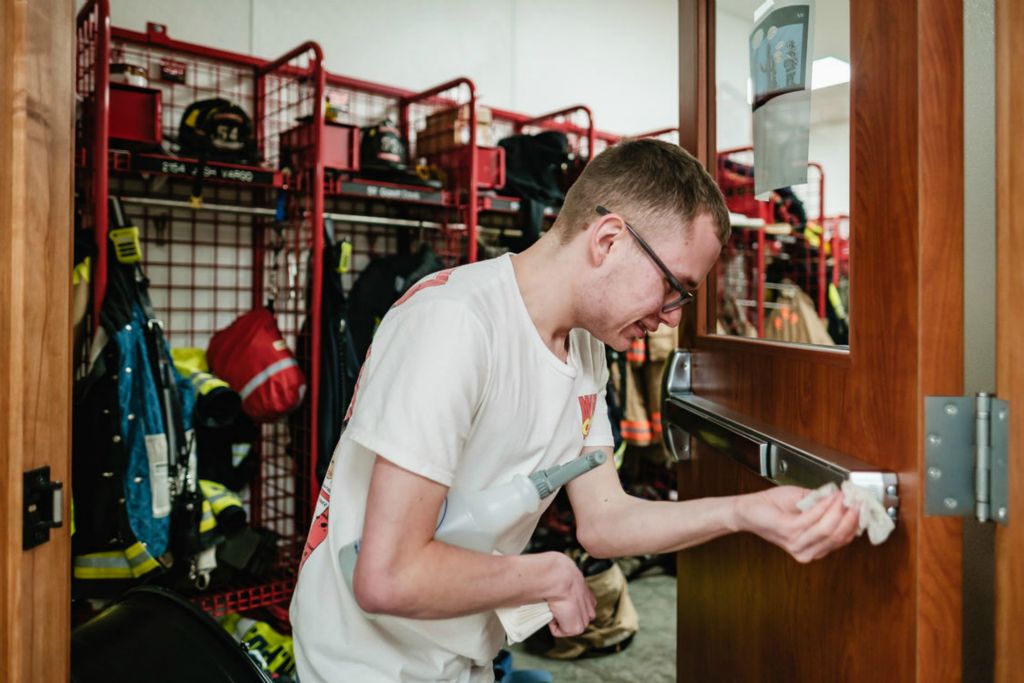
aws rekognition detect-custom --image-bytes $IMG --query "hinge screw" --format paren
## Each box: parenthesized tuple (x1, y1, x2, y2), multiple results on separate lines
(944, 497, 958, 510)
(778, 460, 789, 474)
(998, 410, 1007, 421)
(886, 484, 898, 497)
(928, 467, 942, 480)
(928, 433, 942, 446)
(945, 404, 959, 416)
(886, 507, 898, 519)
(998, 507, 1007, 520)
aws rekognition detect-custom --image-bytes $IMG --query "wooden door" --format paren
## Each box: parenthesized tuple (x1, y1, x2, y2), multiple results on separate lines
(674, 0, 965, 680)
(0, 0, 74, 681)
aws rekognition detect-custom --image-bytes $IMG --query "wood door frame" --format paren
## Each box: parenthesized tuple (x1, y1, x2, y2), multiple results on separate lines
(995, 1, 1024, 678)
(0, 0, 74, 680)
(677, 0, 964, 680)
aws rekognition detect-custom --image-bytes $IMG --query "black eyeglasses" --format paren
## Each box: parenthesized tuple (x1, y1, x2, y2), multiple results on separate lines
(596, 206, 695, 313)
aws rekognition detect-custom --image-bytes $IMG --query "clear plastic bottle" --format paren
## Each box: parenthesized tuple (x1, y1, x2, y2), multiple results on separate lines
(338, 451, 606, 588)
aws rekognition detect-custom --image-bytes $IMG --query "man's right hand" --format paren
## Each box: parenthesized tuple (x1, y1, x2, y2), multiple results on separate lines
(734, 485, 860, 563)
(540, 551, 596, 637)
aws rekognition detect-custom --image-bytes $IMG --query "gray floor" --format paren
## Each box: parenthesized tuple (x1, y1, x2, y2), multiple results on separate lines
(507, 572, 677, 683)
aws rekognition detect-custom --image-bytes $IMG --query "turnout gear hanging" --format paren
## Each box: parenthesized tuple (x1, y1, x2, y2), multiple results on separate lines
(72, 200, 199, 594)
(293, 221, 360, 485)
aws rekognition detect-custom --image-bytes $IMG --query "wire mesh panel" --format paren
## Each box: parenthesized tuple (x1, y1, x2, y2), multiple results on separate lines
(323, 81, 400, 130)
(109, 29, 258, 160)
(516, 105, 595, 162)
(79, 16, 326, 616)
(319, 74, 475, 282)
(253, 42, 325, 580)
(76, 0, 110, 326)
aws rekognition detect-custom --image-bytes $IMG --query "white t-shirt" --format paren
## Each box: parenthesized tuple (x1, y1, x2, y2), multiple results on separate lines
(290, 254, 614, 683)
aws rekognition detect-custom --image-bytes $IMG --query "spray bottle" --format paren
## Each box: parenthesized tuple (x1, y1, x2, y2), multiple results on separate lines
(339, 451, 607, 587)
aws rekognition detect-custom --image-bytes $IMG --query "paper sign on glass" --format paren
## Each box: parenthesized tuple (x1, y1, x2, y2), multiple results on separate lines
(749, 2, 814, 198)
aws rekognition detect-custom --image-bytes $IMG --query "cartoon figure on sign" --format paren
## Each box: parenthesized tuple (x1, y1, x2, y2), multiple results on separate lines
(578, 394, 597, 438)
(783, 40, 799, 86)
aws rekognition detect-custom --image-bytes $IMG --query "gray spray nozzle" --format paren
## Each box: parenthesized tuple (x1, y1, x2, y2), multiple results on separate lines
(529, 451, 607, 499)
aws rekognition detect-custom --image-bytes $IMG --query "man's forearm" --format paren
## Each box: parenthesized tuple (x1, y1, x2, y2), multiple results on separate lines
(576, 493, 743, 559)
(352, 539, 570, 619)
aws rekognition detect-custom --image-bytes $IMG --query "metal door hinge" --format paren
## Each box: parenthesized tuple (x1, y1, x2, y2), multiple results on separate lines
(925, 393, 1009, 525)
(23, 466, 63, 550)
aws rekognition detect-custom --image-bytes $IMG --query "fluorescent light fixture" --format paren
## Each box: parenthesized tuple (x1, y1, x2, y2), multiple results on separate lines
(753, 0, 775, 23)
(811, 57, 850, 90)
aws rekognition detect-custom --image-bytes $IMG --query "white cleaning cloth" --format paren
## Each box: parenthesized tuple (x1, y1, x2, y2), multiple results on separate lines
(797, 481, 896, 545)
(495, 602, 553, 645)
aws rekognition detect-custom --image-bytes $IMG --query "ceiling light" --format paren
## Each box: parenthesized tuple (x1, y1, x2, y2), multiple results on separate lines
(812, 57, 850, 90)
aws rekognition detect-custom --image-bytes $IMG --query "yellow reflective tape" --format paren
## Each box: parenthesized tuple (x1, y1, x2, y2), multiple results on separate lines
(200, 480, 243, 516)
(200, 500, 217, 534)
(193, 372, 230, 396)
(74, 542, 160, 579)
(828, 283, 848, 319)
(73, 257, 91, 285)
(171, 348, 210, 376)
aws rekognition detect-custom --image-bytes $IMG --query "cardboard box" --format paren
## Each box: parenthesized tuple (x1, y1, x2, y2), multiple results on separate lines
(416, 123, 494, 156)
(424, 104, 493, 131)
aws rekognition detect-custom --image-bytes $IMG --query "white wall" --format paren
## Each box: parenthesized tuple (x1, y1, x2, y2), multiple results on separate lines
(104, 0, 679, 136)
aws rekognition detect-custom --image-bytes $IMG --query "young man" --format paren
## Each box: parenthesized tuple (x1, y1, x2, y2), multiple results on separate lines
(290, 139, 861, 682)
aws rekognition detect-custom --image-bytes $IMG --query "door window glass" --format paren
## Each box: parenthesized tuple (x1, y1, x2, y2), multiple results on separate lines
(714, 0, 850, 348)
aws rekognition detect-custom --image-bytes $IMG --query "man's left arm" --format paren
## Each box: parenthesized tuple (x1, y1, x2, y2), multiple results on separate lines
(566, 446, 862, 564)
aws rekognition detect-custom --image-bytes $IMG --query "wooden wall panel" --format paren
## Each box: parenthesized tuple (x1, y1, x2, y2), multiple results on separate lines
(0, 0, 74, 681)
(995, 0, 1024, 679)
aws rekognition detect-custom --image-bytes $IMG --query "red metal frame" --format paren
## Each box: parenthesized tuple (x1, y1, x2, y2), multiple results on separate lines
(77, 0, 110, 328)
(255, 40, 327, 560)
(401, 77, 479, 261)
(76, 6, 327, 618)
(513, 104, 596, 162)
(75, 13, 635, 619)
(715, 146, 834, 338)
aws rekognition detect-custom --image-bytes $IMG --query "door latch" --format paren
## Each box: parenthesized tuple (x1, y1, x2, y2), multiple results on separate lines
(23, 466, 63, 550)
(925, 393, 1009, 525)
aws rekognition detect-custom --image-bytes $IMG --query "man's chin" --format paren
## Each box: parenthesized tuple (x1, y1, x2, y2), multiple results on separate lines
(606, 335, 633, 353)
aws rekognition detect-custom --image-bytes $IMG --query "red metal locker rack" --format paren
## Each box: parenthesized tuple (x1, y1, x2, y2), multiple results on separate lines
(75, 4, 326, 617)
(715, 146, 845, 339)
(477, 104, 600, 222)
(320, 72, 479, 280)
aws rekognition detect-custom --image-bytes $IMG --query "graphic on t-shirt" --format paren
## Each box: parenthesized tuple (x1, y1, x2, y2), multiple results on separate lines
(392, 268, 454, 308)
(579, 393, 597, 437)
(299, 482, 331, 572)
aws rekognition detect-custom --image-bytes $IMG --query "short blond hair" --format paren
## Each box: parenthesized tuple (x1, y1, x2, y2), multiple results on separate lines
(552, 139, 730, 245)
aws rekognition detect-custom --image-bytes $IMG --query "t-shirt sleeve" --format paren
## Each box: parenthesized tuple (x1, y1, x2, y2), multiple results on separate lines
(343, 299, 489, 487)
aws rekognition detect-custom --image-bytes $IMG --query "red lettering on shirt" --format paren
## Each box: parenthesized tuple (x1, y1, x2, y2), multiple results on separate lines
(579, 393, 597, 437)
(392, 269, 453, 307)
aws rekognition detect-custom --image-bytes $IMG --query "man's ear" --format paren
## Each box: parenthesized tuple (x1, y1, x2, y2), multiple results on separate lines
(588, 213, 624, 267)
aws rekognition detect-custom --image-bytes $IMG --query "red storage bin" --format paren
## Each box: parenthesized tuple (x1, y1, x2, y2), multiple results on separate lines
(280, 120, 359, 172)
(435, 145, 505, 194)
(109, 82, 162, 147)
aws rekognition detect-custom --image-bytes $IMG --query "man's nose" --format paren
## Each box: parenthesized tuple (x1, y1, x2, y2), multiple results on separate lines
(657, 305, 683, 328)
